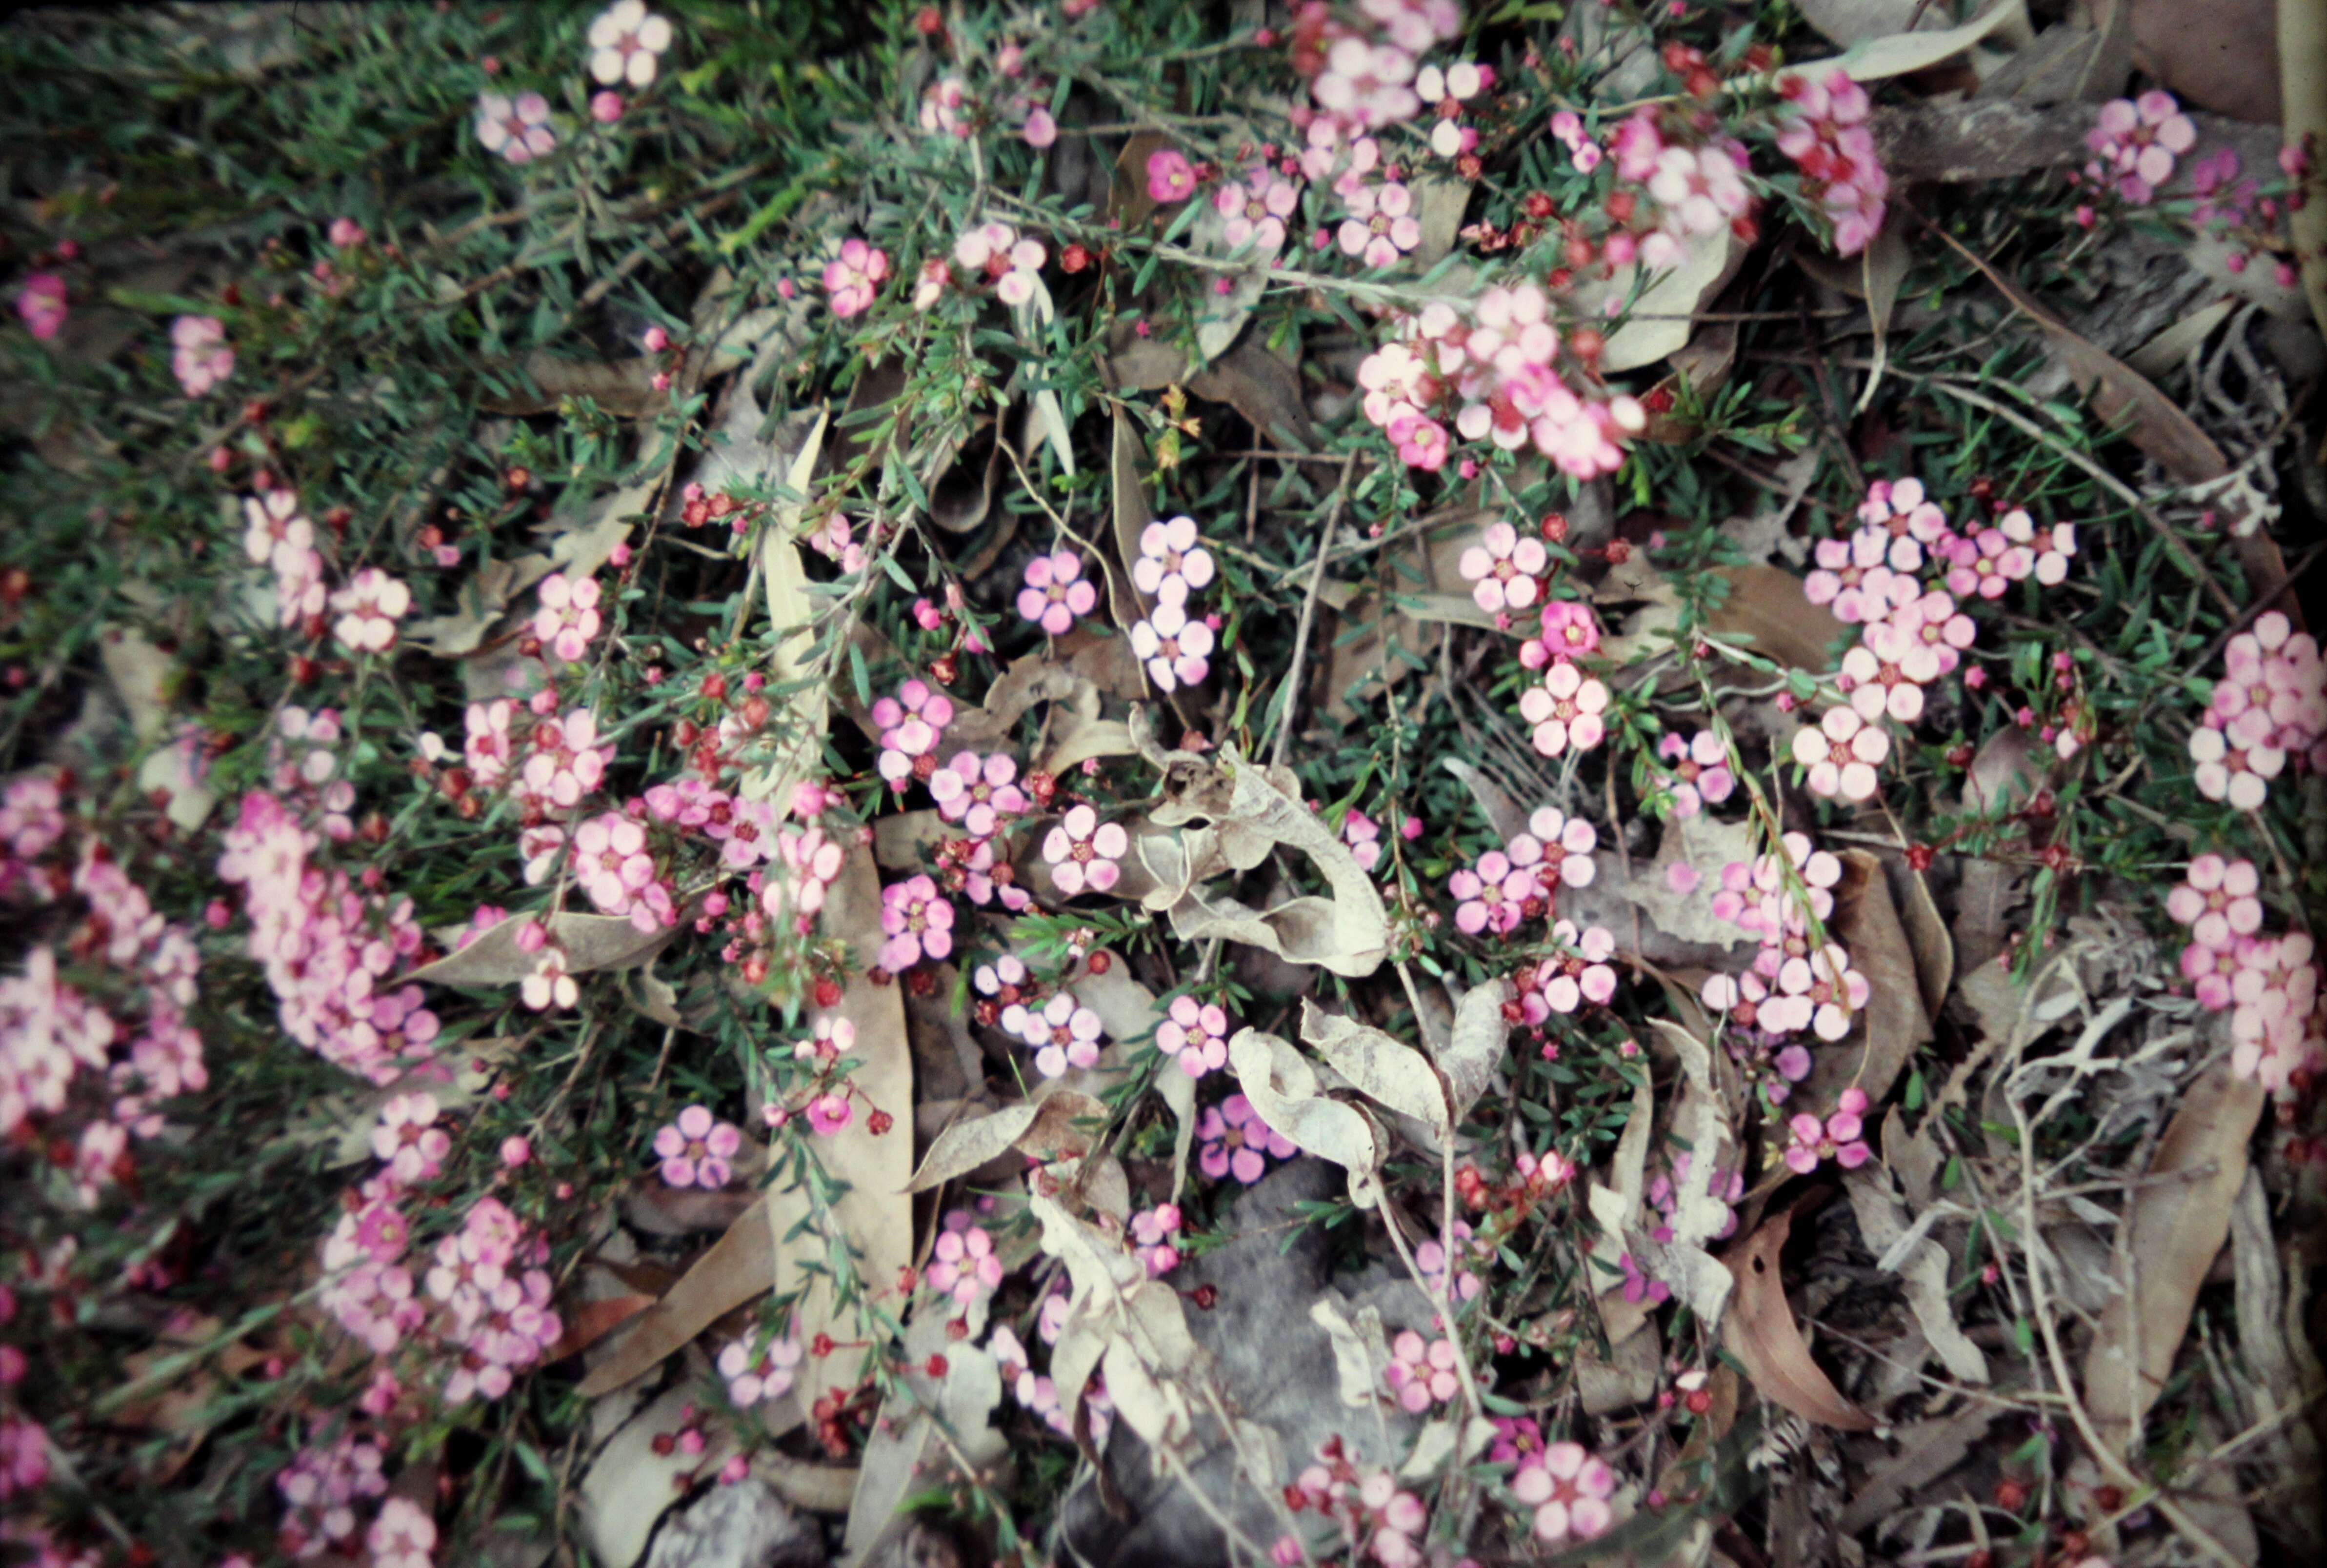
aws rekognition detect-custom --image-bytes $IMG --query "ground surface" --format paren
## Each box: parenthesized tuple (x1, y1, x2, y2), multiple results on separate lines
(1, 5, 2324, 1568)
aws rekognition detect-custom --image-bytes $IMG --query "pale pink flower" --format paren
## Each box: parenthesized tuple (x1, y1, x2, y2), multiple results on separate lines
(330, 568, 410, 653)
(930, 749, 1027, 837)
(1514, 1440, 1616, 1544)
(874, 679, 955, 787)
(2189, 721, 2282, 811)
(170, 314, 234, 394)
(1459, 522, 1548, 613)
(1159, 995, 1232, 1078)
(2167, 854, 2264, 950)
(1785, 1087, 1872, 1173)
(1841, 618, 1941, 724)
(655, 1104, 741, 1188)
(1019, 991, 1104, 1078)
(367, 1497, 438, 1568)
(1384, 1328, 1462, 1411)
(1998, 509, 2077, 586)
(928, 1209, 1006, 1301)
(1017, 550, 1097, 635)
(1130, 601, 1214, 691)
(877, 874, 954, 969)
(1132, 515, 1217, 605)
(1212, 170, 1301, 253)
(532, 571, 602, 660)
(1338, 179, 1421, 268)
(588, 0, 672, 89)
(475, 91, 556, 164)
(15, 273, 66, 341)
(372, 1093, 451, 1184)
(1792, 707, 1888, 800)
(1043, 804, 1127, 896)
(719, 1331, 802, 1406)
(1658, 729, 1734, 817)
(1519, 660, 1609, 757)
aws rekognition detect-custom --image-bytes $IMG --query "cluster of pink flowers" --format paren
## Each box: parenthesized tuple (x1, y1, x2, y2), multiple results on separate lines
(1658, 729, 1736, 817)
(475, 91, 556, 165)
(1448, 803, 1597, 936)
(320, 1176, 423, 1355)
(1773, 67, 1886, 256)
(1130, 1203, 1183, 1276)
(1355, 282, 1648, 480)
(1516, 919, 1619, 1020)
(2170, 855, 2324, 1092)
(276, 1431, 389, 1558)
(719, 1327, 802, 1407)
(930, 221, 1046, 309)
(1124, 515, 1220, 694)
(217, 791, 440, 1083)
(1282, 1435, 1436, 1568)
(989, 1323, 1114, 1443)
(1510, 1439, 1616, 1545)
(330, 566, 412, 654)
(1290, 0, 1464, 140)
(1415, 1219, 1485, 1301)
(428, 1197, 562, 1404)
(170, 314, 232, 395)
(2188, 611, 2324, 811)
(462, 698, 614, 820)
(875, 678, 956, 787)
(1700, 832, 1870, 1046)
(1514, 603, 1613, 759)
(242, 486, 330, 633)
(1197, 1092, 1297, 1184)
(926, 1207, 1006, 1307)
(1618, 112, 1754, 270)
(2083, 91, 2197, 205)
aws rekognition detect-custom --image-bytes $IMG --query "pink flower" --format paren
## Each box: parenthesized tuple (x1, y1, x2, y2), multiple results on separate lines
(1514, 1441, 1616, 1544)
(822, 237, 889, 318)
(1017, 991, 1104, 1078)
(873, 679, 955, 789)
(1131, 1204, 1183, 1276)
(655, 1104, 742, 1188)
(1132, 515, 1217, 604)
(1159, 994, 1233, 1078)
(1450, 844, 1536, 935)
(1130, 601, 1215, 691)
(1785, 1087, 1872, 1173)
(805, 1092, 852, 1134)
(475, 91, 556, 164)
(1341, 807, 1383, 871)
(15, 273, 66, 341)
(1657, 729, 1734, 817)
(930, 749, 1027, 837)
(719, 1331, 802, 1406)
(1197, 1093, 1295, 1183)
(1146, 147, 1197, 203)
(171, 314, 234, 395)
(1212, 170, 1302, 252)
(1792, 707, 1888, 801)
(1023, 106, 1059, 149)
(1519, 660, 1610, 758)
(1459, 522, 1548, 613)
(2086, 90, 2197, 203)
(1536, 599, 1601, 658)
(1017, 550, 1097, 635)
(1841, 618, 1942, 724)
(2167, 854, 2264, 950)
(954, 221, 1047, 307)
(1384, 1328, 1462, 1411)
(927, 1209, 1006, 1301)
(590, 90, 624, 123)
(574, 812, 655, 914)
(532, 571, 603, 660)
(330, 567, 411, 653)
(919, 76, 968, 136)
(877, 874, 954, 970)
(588, 1, 673, 89)
(372, 1093, 451, 1184)
(1043, 804, 1128, 896)
(1338, 179, 1421, 268)
(1998, 509, 2077, 586)
(2189, 721, 2282, 812)
(368, 1497, 438, 1568)
(501, 1135, 531, 1168)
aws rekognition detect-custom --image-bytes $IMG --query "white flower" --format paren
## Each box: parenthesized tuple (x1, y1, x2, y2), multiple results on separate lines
(588, 0, 673, 89)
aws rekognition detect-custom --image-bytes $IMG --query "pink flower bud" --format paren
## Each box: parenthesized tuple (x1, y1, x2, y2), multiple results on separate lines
(500, 1136, 531, 1167)
(515, 919, 548, 954)
(590, 90, 624, 124)
(643, 325, 670, 352)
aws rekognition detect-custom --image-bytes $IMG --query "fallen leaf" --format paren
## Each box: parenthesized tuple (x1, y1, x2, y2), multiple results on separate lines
(1110, 324, 1319, 448)
(843, 1313, 1005, 1559)
(1844, 1168, 1990, 1385)
(2285, 0, 2327, 341)
(2125, 297, 2238, 381)
(408, 911, 680, 987)
(2130, 0, 2282, 123)
(1838, 0, 2031, 80)
(1892, 859, 1955, 1025)
(1835, 1405, 1999, 1533)
(1411, 174, 1471, 267)
(1796, 0, 1955, 44)
(1301, 1000, 1449, 1138)
(1626, 813, 1761, 952)
(478, 351, 664, 417)
(1439, 983, 1509, 1127)
(2081, 1059, 2267, 1453)
(743, 408, 831, 805)
(1800, 849, 1933, 1114)
(1227, 1026, 1383, 1207)
(544, 1293, 656, 1364)
(770, 843, 914, 1415)
(1602, 235, 1744, 373)
(582, 1385, 742, 1567)
(1724, 1202, 1878, 1431)
(1442, 757, 1530, 843)
(1310, 1297, 1396, 1411)
(575, 1201, 773, 1397)
(1188, 200, 1266, 363)
(1709, 564, 1844, 672)
(906, 1091, 1106, 1192)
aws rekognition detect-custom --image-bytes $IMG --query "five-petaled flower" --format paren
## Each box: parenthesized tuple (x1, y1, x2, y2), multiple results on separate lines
(1460, 522, 1548, 614)
(655, 1104, 742, 1188)
(331, 568, 411, 654)
(1017, 550, 1097, 635)
(1197, 1093, 1296, 1183)
(877, 874, 954, 970)
(476, 91, 556, 165)
(1158, 994, 1232, 1078)
(823, 238, 889, 319)
(1043, 804, 1127, 896)
(1785, 1088, 1872, 1172)
(1130, 601, 1215, 692)
(1792, 706, 1888, 801)
(588, 1, 673, 89)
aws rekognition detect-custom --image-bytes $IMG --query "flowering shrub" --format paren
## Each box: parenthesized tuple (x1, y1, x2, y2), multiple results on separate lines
(2, 4, 2321, 1567)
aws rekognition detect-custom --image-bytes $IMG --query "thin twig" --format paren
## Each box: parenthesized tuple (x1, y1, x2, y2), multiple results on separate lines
(1269, 454, 1359, 770)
